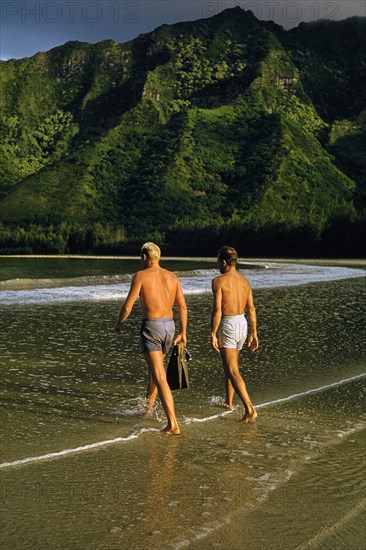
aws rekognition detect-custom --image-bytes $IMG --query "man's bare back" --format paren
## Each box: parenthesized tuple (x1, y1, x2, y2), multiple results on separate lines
(212, 270, 251, 317)
(115, 265, 186, 326)
(136, 266, 182, 319)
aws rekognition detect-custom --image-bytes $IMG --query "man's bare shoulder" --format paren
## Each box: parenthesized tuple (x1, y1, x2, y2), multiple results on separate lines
(133, 269, 145, 280)
(212, 274, 225, 287)
(132, 269, 154, 285)
(158, 267, 179, 282)
(162, 267, 177, 276)
(237, 270, 250, 282)
(213, 271, 250, 287)
(235, 269, 250, 282)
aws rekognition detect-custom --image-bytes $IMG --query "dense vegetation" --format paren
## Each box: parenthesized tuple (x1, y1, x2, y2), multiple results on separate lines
(0, 8, 365, 256)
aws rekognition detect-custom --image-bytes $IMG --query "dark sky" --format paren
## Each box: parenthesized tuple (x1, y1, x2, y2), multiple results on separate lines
(1, 1, 365, 60)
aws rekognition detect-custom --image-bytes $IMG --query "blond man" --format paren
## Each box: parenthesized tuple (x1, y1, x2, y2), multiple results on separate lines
(114, 242, 187, 435)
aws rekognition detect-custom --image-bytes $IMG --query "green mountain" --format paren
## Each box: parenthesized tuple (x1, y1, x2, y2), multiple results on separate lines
(0, 8, 365, 255)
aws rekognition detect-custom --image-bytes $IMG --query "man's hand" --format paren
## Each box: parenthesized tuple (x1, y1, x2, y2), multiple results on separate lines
(174, 332, 187, 346)
(247, 334, 259, 352)
(211, 334, 220, 353)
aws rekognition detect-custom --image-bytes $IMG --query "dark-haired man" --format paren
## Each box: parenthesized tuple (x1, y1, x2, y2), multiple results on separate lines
(114, 242, 187, 435)
(211, 246, 258, 422)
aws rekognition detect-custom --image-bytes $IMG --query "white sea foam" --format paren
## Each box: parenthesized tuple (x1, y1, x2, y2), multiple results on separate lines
(0, 263, 364, 305)
(184, 410, 234, 424)
(0, 427, 159, 470)
(254, 372, 366, 409)
(183, 373, 366, 424)
(1, 373, 364, 471)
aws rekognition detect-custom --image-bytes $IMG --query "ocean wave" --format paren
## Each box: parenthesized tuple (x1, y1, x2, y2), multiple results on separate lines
(0, 263, 364, 305)
(0, 273, 134, 291)
(174, 269, 218, 277)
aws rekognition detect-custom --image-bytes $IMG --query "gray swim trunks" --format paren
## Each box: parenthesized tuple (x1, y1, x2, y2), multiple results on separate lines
(140, 318, 175, 354)
(218, 314, 248, 350)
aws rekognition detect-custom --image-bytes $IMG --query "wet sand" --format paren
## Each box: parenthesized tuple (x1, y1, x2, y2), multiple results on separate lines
(0, 259, 365, 549)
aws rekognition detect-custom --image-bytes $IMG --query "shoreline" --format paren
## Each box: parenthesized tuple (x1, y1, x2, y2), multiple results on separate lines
(0, 254, 365, 267)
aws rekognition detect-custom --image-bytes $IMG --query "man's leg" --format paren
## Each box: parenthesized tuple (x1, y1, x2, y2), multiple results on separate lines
(220, 348, 257, 422)
(145, 371, 158, 416)
(145, 354, 167, 417)
(225, 376, 235, 409)
(144, 351, 180, 435)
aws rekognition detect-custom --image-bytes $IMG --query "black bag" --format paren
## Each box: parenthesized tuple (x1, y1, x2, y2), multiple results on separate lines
(167, 344, 190, 390)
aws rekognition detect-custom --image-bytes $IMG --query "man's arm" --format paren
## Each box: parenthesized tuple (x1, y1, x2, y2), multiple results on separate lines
(173, 279, 188, 346)
(246, 287, 259, 351)
(211, 277, 222, 353)
(114, 273, 142, 334)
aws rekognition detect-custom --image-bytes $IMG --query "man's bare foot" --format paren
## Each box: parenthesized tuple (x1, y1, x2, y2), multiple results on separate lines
(224, 403, 232, 410)
(241, 402, 257, 423)
(162, 425, 181, 436)
(242, 411, 257, 423)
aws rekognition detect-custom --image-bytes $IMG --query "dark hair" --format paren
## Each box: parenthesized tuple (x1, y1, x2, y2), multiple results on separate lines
(217, 246, 238, 266)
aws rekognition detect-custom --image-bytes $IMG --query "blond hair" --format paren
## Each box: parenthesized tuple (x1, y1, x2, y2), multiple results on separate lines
(141, 242, 161, 260)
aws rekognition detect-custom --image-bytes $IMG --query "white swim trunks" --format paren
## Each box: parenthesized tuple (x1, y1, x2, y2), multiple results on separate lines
(218, 314, 247, 350)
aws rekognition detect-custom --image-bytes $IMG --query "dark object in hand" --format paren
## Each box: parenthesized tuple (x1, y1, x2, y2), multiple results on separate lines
(167, 344, 190, 390)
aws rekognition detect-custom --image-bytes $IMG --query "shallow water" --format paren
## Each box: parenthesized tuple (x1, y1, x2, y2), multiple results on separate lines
(0, 259, 365, 549)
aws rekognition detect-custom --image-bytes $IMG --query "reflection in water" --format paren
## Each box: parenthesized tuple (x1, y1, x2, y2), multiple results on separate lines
(144, 438, 181, 538)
